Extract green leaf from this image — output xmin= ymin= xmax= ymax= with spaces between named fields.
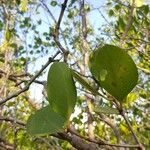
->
xmin=47 ymin=62 xmax=77 ymax=120
xmin=26 ymin=106 xmax=65 ymax=135
xmin=89 ymin=44 xmax=138 ymax=101
xmin=19 ymin=0 xmax=28 ymax=12
xmin=115 ymin=4 xmax=121 ymax=11
xmin=71 ymin=71 xmax=99 ymax=96
xmin=50 ymin=1 xmax=57 ymax=7
xmin=67 ymin=10 xmax=74 ymax=18
xmin=118 ymin=17 xmax=126 ymax=31
xmin=0 ymin=20 xmax=3 ymax=31
xmin=16 ymin=0 xmax=21 ymax=5
xmin=5 ymin=29 xmax=12 ymax=41
xmin=108 ymin=9 xmax=114 ymax=17
xmin=143 ymin=5 xmax=149 ymax=15
xmin=140 ymin=5 xmax=149 ymax=15
xmin=94 ymin=106 xmax=119 ymax=114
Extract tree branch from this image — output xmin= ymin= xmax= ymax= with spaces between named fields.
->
xmin=53 ymin=0 xmax=69 ymax=62
xmin=0 ymin=116 xmax=25 ymax=126
xmin=114 ymin=100 xmax=144 ymax=150
xmin=97 ymin=113 xmax=122 ymax=143
xmin=55 ymin=132 xmax=98 ymax=150
xmin=0 ymin=51 xmax=60 ymax=105
xmin=67 ymin=127 xmax=141 ymax=149
xmin=40 ymin=0 xmax=70 ymax=52
xmin=120 ymin=0 xmax=135 ymax=45
xmin=120 ymin=110 xmax=141 ymax=145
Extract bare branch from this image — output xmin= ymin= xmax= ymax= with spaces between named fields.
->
xmin=55 ymin=0 xmax=68 ymax=34
xmin=120 ymin=0 xmax=135 ymax=45
xmin=40 ymin=0 xmax=70 ymax=51
xmin=0 ymin=116 xmax=25 ymax=126
xmin=55 ymin=132 xmax=98 ymax=150
xmin=120 ymin=109 xmax=140 ymax=145
xmin=114 ymin=100 xmax=144 ymax=150
xmin=97 ymin=113 xmax=122 ymax=143
xmin=67 ymin=127 xmax=141 ymax=149
xmin=80 ymin=0 xmax=87 ymax=39
xmin=53 ymin=0 xmax=69 ymax=62
xmin=121 ymin=112 xmax=145 ymax=150
xmin=0 ymin=51 xmax=60 ymax=105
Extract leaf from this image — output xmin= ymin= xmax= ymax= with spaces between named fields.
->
xmin=19 ymin=0 xmax=28 ymax=12
xmin=26 ymin=106 xmax=65 ymax=135
xmin=50 ymin=1 xmax=57 ymax=7
xmin=0 ymin=20 xmax=3 ymax=31
xmin=16 ymin=0 xmax=21 ymax=5
xmin=94 ymin=106 xmax=119 ymax=114
xmin=108 ymin=9 xmax=114 ymax=17
xmin=123 ymin=92 xmax=138 ymax=108
xmin=139 ymin=5 xmax=149 ymax=15
xmin=5 ymin=29 xmax=12 ymax=41
xmin=47 ymin=62 xmax=77 ymax=120
xmin=115 ymin=4 xmax=121 ymax=11
xmin=89 ymin=44 xmax=138 ymax=101
xmin=118 ymin=17 xmax=126 ymax=31
xmin=71 ymin=70 xmax=99 ymax=96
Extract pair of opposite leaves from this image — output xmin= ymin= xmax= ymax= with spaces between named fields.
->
xmin=27 ymin=44 xmax=138 ymax=135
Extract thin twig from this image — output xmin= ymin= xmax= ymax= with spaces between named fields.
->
xmin=40 ymin=0 xmax=70 ymax=51
xmin=0 ymin=116 xmax=25 ymax=126
xmin=114 ymin=100 xmax=144 ymax=150
xmin=53 ymin=0 xmax=69 ymax=62
xmin=55 ymin=0 xmax=68 ymax=34
xmin=120 ymin=0 xmax=135 ymax=45
xmin=97 ymin=113 xmax=122 ymax=143
xmin=40 ymin=0 xmax=57 ymax=23
xmin=0 ymin=51 xmax=60 ymax=105
xmin=13 ymin=100 xmax=17 ymax=150
xmin=120 ymin=110 xmax=140 ymax=145
xmin=121 ymin=111 xmax=145 ymax=150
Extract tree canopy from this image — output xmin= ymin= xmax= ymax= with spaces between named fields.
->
xmin=0 ymin=0 xmax=149 ymax=149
